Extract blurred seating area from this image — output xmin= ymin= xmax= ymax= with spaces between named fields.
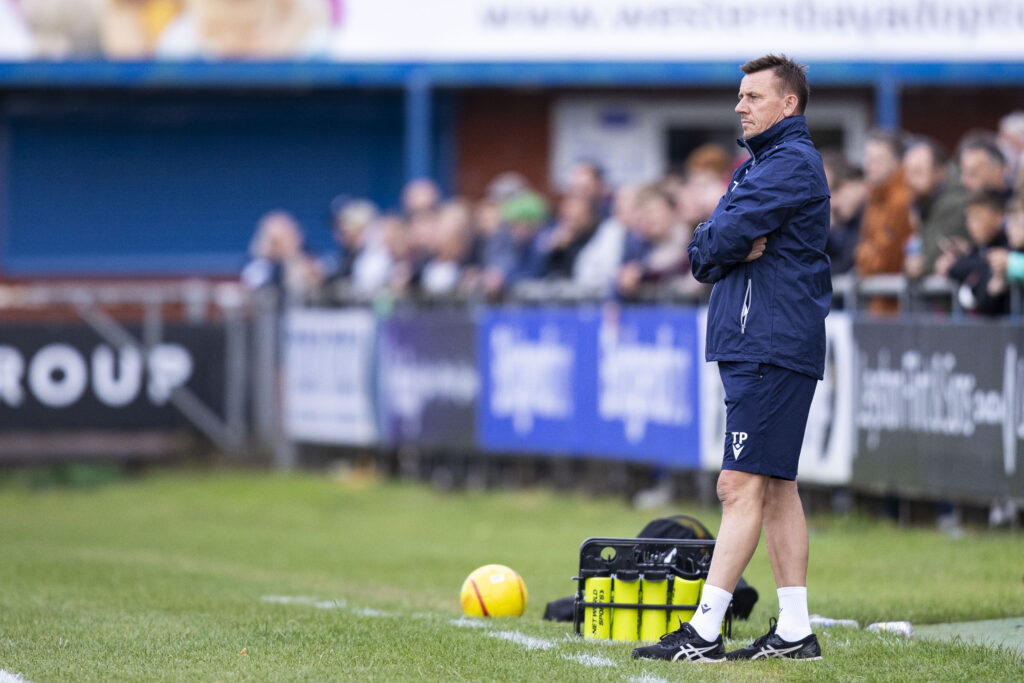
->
xmin=242 ymin=112 xmax=1024 ymax=316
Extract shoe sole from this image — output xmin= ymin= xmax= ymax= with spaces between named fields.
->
xmin=670 ymin=654 xmax=727 ymax=663
xmin=633 ymin=653 xmax=727 ymax=663
xmin=727 ymin=655 xmax=823 ymax=662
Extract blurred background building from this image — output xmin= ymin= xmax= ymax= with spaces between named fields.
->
xmin=0 ymin=0 xmax=1021 ymax=275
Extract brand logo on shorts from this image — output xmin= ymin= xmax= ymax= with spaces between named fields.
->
xmin=731 ymin=432 xmax=748 ymax=459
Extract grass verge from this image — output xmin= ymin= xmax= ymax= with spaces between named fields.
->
xmin=1 ymin=470 xmax=1022 ymax=681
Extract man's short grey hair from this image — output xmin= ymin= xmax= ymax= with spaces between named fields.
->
xmin=960 ymin=131 xmax=1007 ymax=167
xmin=999 ymin=111 xmax=1024 ymax=136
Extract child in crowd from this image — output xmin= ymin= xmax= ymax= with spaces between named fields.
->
xmin=985 ymin=195 xmax=1024 ymax=297
xmin=938 ymin=189 xmax=1010 ymax=315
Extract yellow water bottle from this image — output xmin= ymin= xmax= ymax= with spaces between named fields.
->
xmin=639 ymin=570 xmax=669 ymax=641
xmin=669 ymin=575 xmax=703 ymax=631
xmin=610 ymin=570 xmax=640 ymax=642
xmin=582 ymin=576 xmax=612 ymax=639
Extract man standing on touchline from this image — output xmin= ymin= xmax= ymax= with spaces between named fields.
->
xmin=634 ymin=54 xmax=831 ymax=663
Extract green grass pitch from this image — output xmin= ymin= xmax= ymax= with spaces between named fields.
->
xmin=1 ymin=469 xmax=1022 ymax=681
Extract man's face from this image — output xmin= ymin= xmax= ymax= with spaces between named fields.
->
xmin=568 ymin=164 xmax=602 ymax=199
xmin=863 ymin=139 xmax=900 ymax=189
xmin=639 ymin=195 xmax=674 ymax=242
xmin=966 ymin=204 xmax=1003 ymax=246
xmin=960 ymin=148 xmax=1005 ymax=193
xmin=832 ymin=179 xmax=867 ymax=223
xmin=735 ymin=69 xmax=795 ymax=139
xmin=613 ymin=186 xmax=640 ymax=227
xmin=559 ymin=195 xmax=593 ymax=233
xmin=903 ymin=145 xmax=944 ymax=199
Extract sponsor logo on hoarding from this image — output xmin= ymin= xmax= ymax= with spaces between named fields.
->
xmin=0 ymin=343 xmax=192 ymax=409
xmin=858 ymin=345 xmax=1021 ymax=476
xmin=598 ymin=322 xmax=692 ymax=442
xmin=384 ymin=349 xmax=479 ymax=431
xmin=488 ymin=324 xmax=574 ymax=434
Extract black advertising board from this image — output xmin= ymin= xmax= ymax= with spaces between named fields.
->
xmin=0 ymin=322 xmax=226 ymax=430
xmin=854 ymin=318 xmax=1024 ymax=500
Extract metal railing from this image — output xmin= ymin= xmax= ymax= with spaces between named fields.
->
xmin=0 ymin=281 xmax=277 ymax=459
xmin=3 ymin=270 xmax=1021 ymax=463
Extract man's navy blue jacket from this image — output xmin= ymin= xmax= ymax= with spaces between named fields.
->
xmin=688 ymin=115 xmax=831 ymax=379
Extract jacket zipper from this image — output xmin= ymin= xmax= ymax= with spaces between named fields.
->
xmin=741 ymin=139 xmax=757 ymax=166
xmin=740 ymin=275 xmax=752 ymax=334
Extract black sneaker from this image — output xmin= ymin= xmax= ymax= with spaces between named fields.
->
xmin=726 ymin=618 xmax=822 ymax=660
xmin=632 ymin=622 xmax=726 ymax=663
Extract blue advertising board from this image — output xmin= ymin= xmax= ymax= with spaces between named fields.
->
xmin=477 ymin=307 xmax=594 ymax=454
xmin=477 ymin=306 xmax=702 ymax=466
xmin=582 ymin=307 xmax=701 ymax=467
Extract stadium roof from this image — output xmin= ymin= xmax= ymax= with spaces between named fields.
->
xmin=0 ymin=60 xmax=1023 ymax=89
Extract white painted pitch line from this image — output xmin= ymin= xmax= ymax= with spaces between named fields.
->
xmin=261 ymin=595 xmax=346 ymax=610
xmin=350 ymin=607 xmax=391 ymax=617
xmin=262 ymin=595 xmax=318 ymax=606
xmin=450 ymin=617 xmax=489 ymax=628
xmin=562 ymin=633 xmax=626 ymax=647
xmin=627 ymin=675 xmax=672 ymax=683
xmin=1 ymin=671 xmax=29 ymax=683
xmin=560 ymin=652 xmax=617 ymax=668
xmin=488 ymin=630 xmax=558 ymax=650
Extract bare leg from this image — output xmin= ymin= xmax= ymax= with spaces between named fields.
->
xmin=704 ymin=469 xmax=769 ymax=592
xmin=762 ymin=478 xmax=808 ymax=588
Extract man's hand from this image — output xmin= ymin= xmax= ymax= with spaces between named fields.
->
xmin=617 ymin=262 xmax=643 ymax=294
xmin=904 ymin=253 xmax=924 ymax=279
xmin=934 ymin=237 xmax=970 ymax=277
xmin=744 ymin=236 xmax=767 ymax=262
xmin=987 ymin=247 xmax=1010 ymax=275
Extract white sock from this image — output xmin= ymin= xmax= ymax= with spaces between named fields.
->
xmin=688 ymin=583 xmax=732 ymax=642
xmin=776 ymin=586 xmax=812 ymax=641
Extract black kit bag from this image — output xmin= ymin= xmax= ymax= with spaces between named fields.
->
xmin=636 ymin=515 xmax=759 ymax=620
xmin=544 ymin=514 xmax=758 ymax=622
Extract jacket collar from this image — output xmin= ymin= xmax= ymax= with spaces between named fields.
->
xmin=737 ymin=115 xmax=810 ymax=163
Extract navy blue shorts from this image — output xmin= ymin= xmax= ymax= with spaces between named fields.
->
xmin=718 ymin=361 xmax=817 ymax=481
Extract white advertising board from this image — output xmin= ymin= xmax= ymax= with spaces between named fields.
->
xmin=284 ymin=308 xmax=378 ymax=445
xmin=330 ymin=1 xmax=1024 ymax=62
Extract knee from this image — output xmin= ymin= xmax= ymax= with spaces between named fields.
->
xmin=716 ymin=471 xmax=765 ymax=508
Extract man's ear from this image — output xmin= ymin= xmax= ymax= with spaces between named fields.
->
xmin=783 ymin=93 xmax=799 ymax=117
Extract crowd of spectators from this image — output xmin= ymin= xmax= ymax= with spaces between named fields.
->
xmin=243 ymin=154 xmax=728 ymax=305
xmin=243 ymin=110 xmax=1024 ymax=317
xmin=824 ymin=110 xmax=1024 ymax=316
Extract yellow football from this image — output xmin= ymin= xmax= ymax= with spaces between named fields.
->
xmin=460 ymin=564 xmax=528 ymax=618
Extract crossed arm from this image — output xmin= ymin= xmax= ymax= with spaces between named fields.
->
xmin=687 ymin=164 xmax=805 ymax=283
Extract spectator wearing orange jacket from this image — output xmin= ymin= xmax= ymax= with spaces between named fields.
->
xmin=855 ymin=129 xmax=914 ymax=314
